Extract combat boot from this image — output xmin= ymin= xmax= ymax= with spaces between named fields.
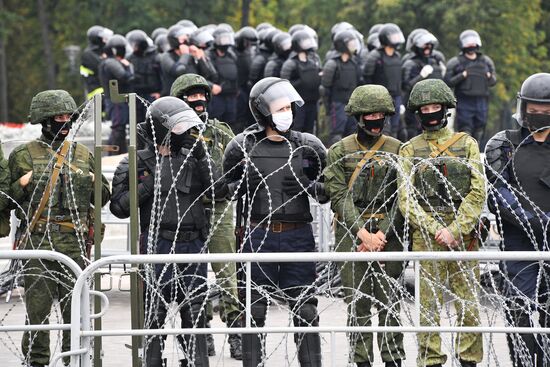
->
xmin=228 ymin=333 xmax=242 ymax=360
xmin=205 ymin=320 xmax=215 ymax=356
xmin=385 ymin=360 xmax=402 ymax=367
xmin=460 ymin=361 xmax=476 ymax=367
xmin=356 ymin=362 xmax=371 ymax=367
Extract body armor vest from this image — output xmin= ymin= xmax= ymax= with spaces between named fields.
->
xmin=211 ymin=51 xmax=239 ymax=95
xmin=296 ymin=57 xmax=321 ymax=102
xmin=410 ymin=134 xmax=471 ymax=212
xmin=342 ymin=135 xmax=400 ymax=214
xmin=25 ymin=141 xmax=92 ymax=222
xmin=247 ymin=135 xmax=313 ymax=223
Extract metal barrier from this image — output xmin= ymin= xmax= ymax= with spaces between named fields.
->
xmin=58 ymin=250 xmax=550 ymax=367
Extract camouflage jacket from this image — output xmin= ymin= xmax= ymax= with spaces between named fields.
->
xmin=398 ymin=127 xmax=486 ymax=238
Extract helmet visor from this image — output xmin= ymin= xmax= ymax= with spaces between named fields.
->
xmin=299 ymin=37 xmax=317 ymax=51
xmin=217 ymin=33 xmax=235 ymax=46
xmin=346 ymin=38 xmax=360 ymax=54
xmin=253 ymin=80 xmax=304 ymax=117
xmin=168 ymin=109 xmax=204 ymax=135
xmin=415 ymin=33 xmax=438 ymax=48
xmin=280 ymin=37 xmax=292 ymax=51
xmin=461 ymin=34 xmax=481 ymax=47
xmin=388 ymin=31 xmax=405 ymax=45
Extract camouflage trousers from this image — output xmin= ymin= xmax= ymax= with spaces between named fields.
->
xmin=335 ymin=225 xmax=405 ymax=364
xmin=206 ymin=201 xmax=241 ymax=325
xmin=413 ymin=229 xmax=483 ymax=366
xmin=21 ymin=235 xmax=85 ymax=366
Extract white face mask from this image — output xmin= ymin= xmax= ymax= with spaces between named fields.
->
xmin=271 ymin=110 xmax=293 ymax=132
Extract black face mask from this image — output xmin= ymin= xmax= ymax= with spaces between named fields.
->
xmin=417 ymin=108 xmax=446 ymax=131
xmin=42 ymin=117 xmax=72 ymax=141
xmin=169 ymin=133 xmax=186 ymax=152
xmin=359 ymin=116 xmax=385 ymax=136
xmin=463 ymin=46 xmax=479 ymax=54
xmin=525 ymin=113 xmax=550 ymax=131
xmin=217 ymin=45 xmax=230 ymax=53
xmin=186 ymin=99 xmax=208 ymax=121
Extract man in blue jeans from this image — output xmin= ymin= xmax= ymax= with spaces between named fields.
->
xmin=223 ymin=77 xmax=328 ymax=367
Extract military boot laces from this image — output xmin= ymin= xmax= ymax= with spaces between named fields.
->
xmin=228 ymin=333 xmax=243 ymax=360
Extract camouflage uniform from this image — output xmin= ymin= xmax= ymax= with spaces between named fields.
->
xmin=8 ymin=90 xmax=111 ymax=366
xmin=171 ymin=74 xmax=242 ymax=346
xmin=325 ymin=85 xmax=405 ymax=365
xmin=398 ymin=80 xmax=485 ymax=366
xmin=0 ymin=143 xmax=11 ymax=237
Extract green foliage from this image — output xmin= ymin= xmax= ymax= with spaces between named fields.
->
xmin=3 ymin=0 xmax=548 ymax=136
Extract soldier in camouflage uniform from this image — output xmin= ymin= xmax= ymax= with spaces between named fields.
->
xmin=398 ymin=79 xmax=486 ymax=367
xmin=170 ymin=73 xmax=242 ymax=360
xmin=325 ymin=85 xmax=405 ymax=367
xmin=0 ymin=141 xmax=11 ymax=238
xmin=8 ymin=90 xmax=111 ymax=367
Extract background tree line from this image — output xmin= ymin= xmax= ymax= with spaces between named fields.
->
xmin=0 ymin=0 xmax=548 ymax=137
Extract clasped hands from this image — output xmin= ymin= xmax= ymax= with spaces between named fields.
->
xmin=356 ymin=228 xmax=386 ymax=252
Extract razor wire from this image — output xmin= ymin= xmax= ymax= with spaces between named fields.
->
xmin=0 ymin=95 xmax=548 ymax=367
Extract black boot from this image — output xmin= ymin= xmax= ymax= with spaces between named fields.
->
xmin=356 ymin=362 xmax=371 ymax=367
xmin=145 ymin=337 xmax=167 ymax=367
xmin=228 ymin=333 xmax=242 ymax=360
xmin=205 ymin=320 xmax=216 ymax=356
xmin=460 ymin=361 xmax=476 ymax=367
xmin=385 ymin=360 xmax=402 ymax=367
xmin=242 ymin=333 xmax=264 ymax=367
xmin=295 ymin=332 xmax=322 ymax=367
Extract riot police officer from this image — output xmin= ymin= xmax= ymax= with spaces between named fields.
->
xmin=9 ymin=90 xmax=111 ymax=367
xmin=81 ymin=25 xmax=113 ymax=99
xmin=223 ymin=77 xmax=327 ymax=367
xmin=363 ymin=23 xmax=405 ymax=140
xmin=248 ymin=28 xmax=279 ymax=86
xmin=110 ymin=97 xmax=224 ymax=367
xmin=325 ymin=85 xmax=405 ymax=367
xmin=281 ymin=29 xmax=321 ymax=133
xmin=160 ymin=24 xmax=218 ymax=96
xmin=126 ymin=30 xmax=162 ymax=124
xmin=234 ymin=26 xmax=259 ymax=133
xmin=444 ymin=30 xmax=497 ymax=144
xmin=170 ymin=73 xmax=243 ymax=360
xmin=208 ymin=27 xmax=239 ymax=128
xmin=398 ymin=79 xmax=485 ymax=367
xmin=99 ymin=34 xmax=134 ymax=155
xmin=263 ymin=32 xmax=291 ymax=77
xmin=402 ymin=31 xmax=446 ymax=139
xmin=485 ymin=73 xmax=550 ymax=367
xmin=322 ymin=29 xmax=362 ymax=145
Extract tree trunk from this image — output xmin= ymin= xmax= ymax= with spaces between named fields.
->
xmin=241 ymin=0 xmax=251 ymax=27
xmin=37 ymin=0 xmax=56 ymax=89
xmin=0 ymin=0 xmax=8 ymax=121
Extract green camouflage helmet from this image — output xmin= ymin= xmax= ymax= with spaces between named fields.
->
xmin=345 ymin=85 xmax=395 ymax=116
xmin=170 ymin=73 xmax=212 ymax=100
xmin=28 ymin=90 xmax=77 ymax=124
xmin=407 ymin=79 xmax=456 ymax=111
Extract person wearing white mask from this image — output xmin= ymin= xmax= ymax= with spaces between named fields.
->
xmin=223 ymin=77 xmax=328 ymax=367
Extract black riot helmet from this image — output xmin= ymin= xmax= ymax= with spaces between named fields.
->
xmin=151 ymin=27 xmax=168 ymax=41
xmin=459 ymin=29 xmax=482 ymax=48
xmin=126 ymin=29 xmax=149 ymax=55
xmin=515 ymin=73 xmax=550 ymax=131
xmin=291 ymin=30 xmax=318 ymax=53
xmin=333 ymin=30 xmax=360 ymax=55
xmin=261 ymin=28 xmax=280 ymax=52
xmin=368 ymin=24 xmax=383 ymax=35
xmin=405 ymin=28 xmax=428 ymax=53
xmin=177 ymin=19 xmax=198 ymax=32
xmin=87 ymin=25 xmax=113 ymax=47
xmin=217 ymin=23 xmax=234 ymax=33
xmin=378 ymin=23 xmax=405 ymax=48
xmin=272 ymin=32 xmax=292 ymax=57
xmin=412 ymin=32 xmax=438 ymax=57
xmin=366 ymin=32 xmax=381 ymax=51
xmin=213 ymin=28 xmax=235 ymax=50
xmin=147 ymin=96 xmax=204 ymax=146
xmin=331 ymin=21 xmax=355 ymax=40
xmin=106 ymin=35 xmax=128 ymax=58
xmin=288 ymin=24 xmax=305 ymax=36
xmin=190 ymin=29 xmax=214 ymax=50
xmin=155 ymin=34 xmax=170 ymax=53
xmin=249 ymin=77 xmax=304 ymax=129
xmin=256 ymin=22 xmax=273 ymax=32
xmin=235 ymin=26 xmax=258 ymax=51
xmin=167 ymin=24 xmax=190 ymax=50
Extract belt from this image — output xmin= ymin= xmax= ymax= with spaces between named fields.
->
xmin=34 ymin=220 xmax=78 ymax=233
xmin=250 ymin=221 xmax=307 ymax=233
xmin=159 ymin=229 xmax=200 ymax=242
xmin=421 ymin=205 xmax=456 ymax=213
xmin=361 ymin=213 xmax=385 ymax=220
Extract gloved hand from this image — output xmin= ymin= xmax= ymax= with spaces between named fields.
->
xmin=180 ymin=134 xmax=206 ymax=160
xmin=282 ymin=174 xmax=311 ymax=196
xmin=420 ymin=64 xmax=434 ymax=78
xmin=139 ymin=171 xmax=155 ymax=194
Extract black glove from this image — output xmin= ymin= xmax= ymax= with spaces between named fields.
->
xmin=139 ymin=171 xmax=155 ymax=195
xmin=180 ymin=134 xmax=206 ymax=160
xmin=282 ymin=174 xmax=311 ymax=196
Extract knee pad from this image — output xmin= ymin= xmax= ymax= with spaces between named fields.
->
xmin=250 ymin=302 xmax=267 ymax=327
xmin=294 ymin=302 xmax=318 ymax=326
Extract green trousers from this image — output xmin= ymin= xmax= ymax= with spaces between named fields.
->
xmin=335 ymin=225 xmax=405 ymax=364
xmin=413 ymin=230 xmax=483 ymax=366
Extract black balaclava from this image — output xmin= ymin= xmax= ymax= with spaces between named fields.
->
xmin=184 ymin=87 xmax=209 ymax=121
xmin=417 ymin=107 xmax=447 ymax=131
xmin=356 ymin=114 xmax=386 ymax=144
xmin=525 ymin=113 xmax=550 ymax=132
xmin=42 ymin=117 xmax=72 ymax=142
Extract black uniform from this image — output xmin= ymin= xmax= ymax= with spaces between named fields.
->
xmin=80 ymin=44 xmax=103 ymax=98
xmin=207 ymin=48 xmax=239 ymax=127
xmin=281 ymin=52 xmax=321 ymax=133
xmin=263 ymin=54 xmax=286 ymax=78
xmin=248 ymin=47 xmax=271 ymax=86
xmin=160 ymin=51 xmax=217 ymax=96
xmin=235 ymin=46 xmax=256 ymax=132
xmin=128 ymin=49 xmax=162 ymax=123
